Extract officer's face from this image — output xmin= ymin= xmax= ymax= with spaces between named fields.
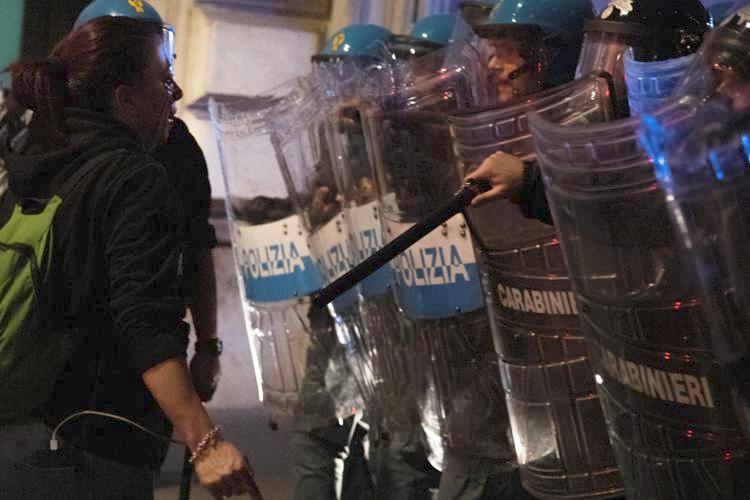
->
xmin=487 ymin=37 xmax=525 ymax=102
xmin=485 ymin=35 xmax=543 ymax=103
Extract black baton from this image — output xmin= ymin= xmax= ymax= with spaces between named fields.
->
xmin=179 ymin=447 xmax=192 ymax=500
xmin=312 ymin=178 xmax=490 ymax=308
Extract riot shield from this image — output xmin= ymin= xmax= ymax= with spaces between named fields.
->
xmin=672 ymin=2 xmax=750 ymax=103
xmin=361 ymin=46 xmax=514 ymax=472
xmin=208 ymin=79 xmax=334 ymax=429
xmin=623 ymin=51 xmax=694 ymax=115
xmin=449 ymin=73 xmax=622 ymax=500
xmin=321 ymin=56 xmax=422 ymax=441
xmin=528 ymin=103 xmax=750 ymax=498
xmin=267 ymin=69 xmax=370 ymax=422
xmin=575 ymin=20 xmax=643 ymax=118
xmin=638 ymin=2 xmax=750 ymax=439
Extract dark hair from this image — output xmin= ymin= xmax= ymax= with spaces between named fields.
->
xmin=9 ymin=17 xmax=163 ymax=146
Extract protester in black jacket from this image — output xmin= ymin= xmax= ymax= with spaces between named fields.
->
xmin=0 ymin=15 xmax=256 ymax=500
xmin=1 ymin=91 xmax=223 ymax=408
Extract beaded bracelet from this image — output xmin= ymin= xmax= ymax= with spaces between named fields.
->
xmin=189 ymin=426 xmax=223 ymax=464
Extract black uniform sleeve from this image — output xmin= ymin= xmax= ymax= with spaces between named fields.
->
xmin=102 ymin=160 xmax=189 ymax=374
xmin=154 ymin=118 xmax=217 ymax=251
xmin=513 ymin=159 xmax=554 ymax=225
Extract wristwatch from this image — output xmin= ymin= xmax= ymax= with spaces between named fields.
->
xmin=195 ymin=338 xmax=223 ymax=356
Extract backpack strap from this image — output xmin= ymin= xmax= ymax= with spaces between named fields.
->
xmin=54 ymin=148 xmax=129 ymax=201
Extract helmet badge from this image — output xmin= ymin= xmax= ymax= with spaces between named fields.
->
xmin=601 ymin=0 xmax=634 ymax=19
xmin=332 ymin=33 xmax=346 ymax=52
xmin=128 ymin=0 xmax=145 ymax=14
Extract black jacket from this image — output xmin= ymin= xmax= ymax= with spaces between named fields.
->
xmin=153 ymin=117 xmax=217 ymax=304
xmin=2 ymin=108 xmax=189 ymax=469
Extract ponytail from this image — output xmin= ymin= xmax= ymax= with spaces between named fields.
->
xmin=9 ymin=58 xmax=68 ymax=147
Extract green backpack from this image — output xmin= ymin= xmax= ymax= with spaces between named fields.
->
xmin=0 ymin=152 xmax=118 ymax=419
xmin=0 ymin=195 xmax=71 ymax=419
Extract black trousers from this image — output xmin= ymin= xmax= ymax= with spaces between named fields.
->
xmin=0 ymin=419 xmax=156 ymax=500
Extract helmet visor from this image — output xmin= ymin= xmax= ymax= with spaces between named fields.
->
xmin=162 ymin=25 xmax=175 ymax=73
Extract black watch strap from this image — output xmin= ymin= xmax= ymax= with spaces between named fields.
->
xmin=195 ymin=338 xmax=223 ymax=356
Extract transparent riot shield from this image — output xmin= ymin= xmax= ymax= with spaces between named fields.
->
xmin=672 ymin=2 xmax=750 ymax=102
xmin=322 ymin=58 xmax=422 ymax=441
xmin=208 ymin=79 xmax=332 ymax=428
xmin=448 ymin=73 xmax=623 ymax=499
xmin=623 ymin=51 xmax=694 ymax=116
xmin=267 ymin=72 xmax=368 ymax=422
xmin=362 ymin=47 xmax=514 ymax=471
xmin=528 ymin=105 xmax=750 ymax=498
xmin=575 ymin=20 xmax=644 ymax=117
xmin=638 ymin=4 xmax=750 ymax=439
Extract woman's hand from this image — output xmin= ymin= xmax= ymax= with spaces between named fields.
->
xmin=194 ymin=441 xmax=262 ymax=499
xmin=465 ymin=151 xmax=525 ymax=206
xmin=141 ymin=358 xmax=262 ymax=499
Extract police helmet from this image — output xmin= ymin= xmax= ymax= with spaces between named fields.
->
xmin=313 ymin=24 xmax=392 ymax=63
xmin=596 ymin=0 xmax=710 ymax=62
xmin=388 ymin=14 xmax=459 ymax=60
xmin=74 ymin=0 xmax=174 ymax=69
xmin=74 ymin=0 xmax=165 ymax=29
xmin=457 ymin=1 xmax=502 ymax=26
xmin=473 ymin=0 xmax=595 ymax=92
